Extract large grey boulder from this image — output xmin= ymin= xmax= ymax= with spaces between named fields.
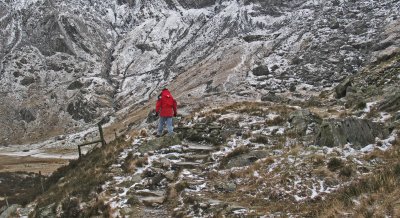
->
xmin=335 ymin=77 xmax=352 ymax=98
xmin=288 ymin=109 xmax=322 ymax=136
xmin=378 ymin=92 xmax=400 ymax=112
xmin=222 ymin=150 xmax=269 ymax=169
xmin=315 ymin=118 xmax=389 ymax=148
xmin=138 ymin=134 xmax=181 ymax=154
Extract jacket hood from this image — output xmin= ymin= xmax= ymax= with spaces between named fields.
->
xmin=161 ymin=89 xmax=172 ymax=98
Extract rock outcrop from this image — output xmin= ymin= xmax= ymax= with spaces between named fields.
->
xmin=1 ymin=0 xmax=400 ymax=145
xmin=315 ymin=118 xmax=389 ymax=148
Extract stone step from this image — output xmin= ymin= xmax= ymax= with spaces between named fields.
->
xmin=182 ymin=154 xmax=209 ymax=161
xmin=182 ymin=144 xmax=217 ymax=153
xmin=172 ymin=161 xmax=203 ymax=169
xmin=134 ymin=189 xmax=165 ymax=197
xmin=140 ymin=196 xmax=165 ymax=206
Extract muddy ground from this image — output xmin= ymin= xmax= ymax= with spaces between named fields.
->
xmin=0 ymin=155 xmax=69 ymax=209
xmin=0 ymin=155 xmax=69 ymax=175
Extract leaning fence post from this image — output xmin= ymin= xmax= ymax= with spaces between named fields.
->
xmin=39 ymin=171 xmax=44 ymax=194
xmin=78 ymin=145 xmax=82 ymax=158
xmin=98 ymin=123 xmax=106 ymax=147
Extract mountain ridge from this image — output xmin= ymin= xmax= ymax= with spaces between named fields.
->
xmin=0 ymin=0 xmax=399 ymax=146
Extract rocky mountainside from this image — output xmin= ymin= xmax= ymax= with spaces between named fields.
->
xmin=1 ymin=0 xmax=400 ymax=215
xmin=7 ymin=61 xmax=400 ymax=217
xmin=1 ymin=0 xmax=400 ymax=145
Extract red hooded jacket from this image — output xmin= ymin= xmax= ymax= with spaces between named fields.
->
xmin=156 ymin=89 xmax=177 ymax=117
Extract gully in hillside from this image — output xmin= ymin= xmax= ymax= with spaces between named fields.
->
xmin=155 ymin=84 xmax=177 ymax=137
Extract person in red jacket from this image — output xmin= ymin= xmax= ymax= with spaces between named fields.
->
xmin=155 ymin=87 xmax=177 ymax=137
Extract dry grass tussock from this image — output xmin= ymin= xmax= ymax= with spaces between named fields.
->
xmin=33 ymin=137 xmax=131 ymax=213
xmin=121 ymin=152 xmax=148 ymax=173
xmin=316 ymin=145 xmax=400 ymax=217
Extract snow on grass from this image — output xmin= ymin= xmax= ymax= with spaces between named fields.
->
xmin=210 ymin=138 xmax=239 ymax=166
xmin=377 ymin=112 xmax=392 ymax=122
xmin=253 ymin=171 xmax=260 ymax=178
xmin=364 ymin=101 xmax=378 ymax=113
xmin=218 ymin=113 xmax=240 ymax=121
xmin=258 ymin=126 xmax=285 ymax=136
xmin=0 ymin=126 xmax=99 ymax=158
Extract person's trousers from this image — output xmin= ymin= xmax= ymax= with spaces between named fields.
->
xmin=157 ymin=116 xmax=173 ymax=135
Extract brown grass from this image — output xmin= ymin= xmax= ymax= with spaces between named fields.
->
xmin=366 ymin=107 xmax=379 ymax=119
xmin=312 ymin=166 xmax=334 ymax=179
xmin=327 ymin=157 xmax=344 ymax=172
xmin=265 ymin=116 xmax=285 ymax=126
xmin=338 ymin=110 xmax=352 ymax=118
xmin=308 ymin=154 xmax=325 ymax=167
xmin=339 ymin=165 xmax=354 ymax=178
xmin=316 ymin=145 xmax=400 ymax=217
xmin=34 ymin=137 xmax=130 ymax=211
xmin=0 ymin=155 xmax=68 ymax=175
xmin=219 ymin=146 xmax=250 ymax=169
xmin=250 ymin=134 xmax=269 ymax=144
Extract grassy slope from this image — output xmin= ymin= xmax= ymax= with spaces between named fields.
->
xmin=27 ymin=54 xmax=400 ymax=217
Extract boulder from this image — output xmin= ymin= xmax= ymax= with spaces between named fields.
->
xmin=0 ymin=204 xmax=20 ymax=218
xmin=222 ymin=150 xmax=269 ymax=169
xmin=67 ymin=81 xmax=84 ymax=90
xmin=172 ymin=161 xmax=201 ymax=169
xmin=315 ymin=118 xmax=389 ymax=148
xmin=141 ymin=196 xmax=165 ymax=206
xmin=378 ymin=92 xmax=400 ymax=112
xmin=20 ymin=76 xmax=35 ymax=86
xmin=261 ymin=92 xmax=282 ymax=102
xmin=164 ymin=171 xmax=175 ymax=181
xmin=252 ymin=65 xmax=270 ymax=76
xmin=19 ymin=108 xmax=36 ymax=123
xmin=344 ymin=91 xmax=365 ymax=109
xmin=214 ymin=182 xmax=236 ymax=193
xmin=335 ymin=77 xmax=352 ymax=98
xmin=138 ymin=134 xmax=181 ymax=153
xmin=288 ymin=109 xmax=322 ymax=136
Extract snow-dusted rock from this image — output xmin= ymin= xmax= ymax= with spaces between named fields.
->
xmin=315 ymin=118 xmax=389 ymax=148
xmin=1 ymin=0 xmax=400 ymax=145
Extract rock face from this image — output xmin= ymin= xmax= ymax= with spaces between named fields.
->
xmin=315 ymin=118 xmax=389 ymax=148
xmin=335 ymin=77 xmax=352 ymax=98
xmin=378 ymin=92 xmax=400 ymax=112
xmin=1 ymin=0 xmax=400 ymax=144
xmin=0 ymin=0 xmax=116 ymax=144
xmin=288 ymin=109 xmax=322 ymax=136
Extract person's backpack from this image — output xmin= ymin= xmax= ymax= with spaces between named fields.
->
xmin=161 ymin=90 xmax=174 ymax=106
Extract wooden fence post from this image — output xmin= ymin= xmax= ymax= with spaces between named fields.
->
xmin=78 ymin=145 xmax=82 ymax=158
xmin=98 ymin=123 xmax=106 ymax=147
xmin=39 ymin=171 xmax=44 ymax=193
xmin=76 ymin=124 xmax=106 ymax=157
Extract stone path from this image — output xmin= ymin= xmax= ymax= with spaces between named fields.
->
xmin=102 ymin=136 xmax=220 ymax=217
